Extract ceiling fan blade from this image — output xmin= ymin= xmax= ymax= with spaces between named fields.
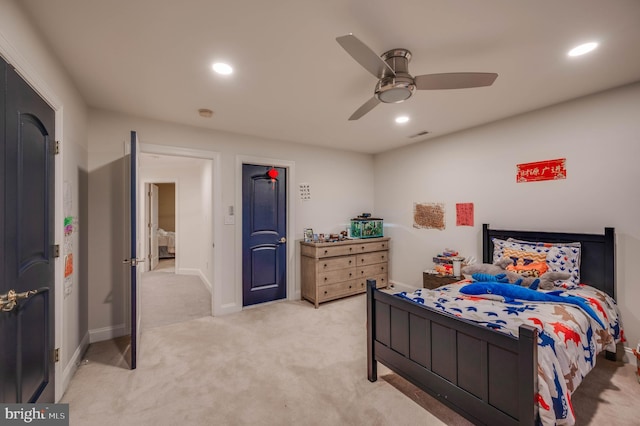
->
xmin=336 ymin=34 xmax=395 ymax=79
xmin=348 ymin=96 xmax=380 ymax=121
xmin=414 ymin=72 xmax=498 ymax=90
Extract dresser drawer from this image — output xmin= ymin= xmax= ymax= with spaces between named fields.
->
xmin=318 ymin=280 xmax=360 ymax=302
xmin=355 ymin=240 xmax=389 ymax=253
xmin=357 ymin=263 xmax=387 ymax=278
xmin=315 ymin=245 xmax=357 ymax=258
xmin=318 ymin=267 xmax=355 ymax=285
xmin=318 ymin=255 xmax=355 ymax=272
xmin=357 ymin=273 xmax=388 ymax=290
xmin=357 ymin=251 xmax=387 ymax=267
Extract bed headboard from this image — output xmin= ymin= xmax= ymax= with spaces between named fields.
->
xmin=482 ymin=224 xmax=616 ymax=298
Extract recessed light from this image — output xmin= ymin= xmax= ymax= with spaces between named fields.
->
xmin=212 ymin=62 xmax=233 ymax=75
xmin=395 ymin=116 xmax=409 ymax=124
xmin=568 ymin=42 xmax=598 ymax=57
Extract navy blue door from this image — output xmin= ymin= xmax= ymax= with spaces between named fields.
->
xmin=127 ymin=131 xmax=140 ymax=369
xmin=0 ymin=57 xmax=56 ymax=402
xmin=242 ymin=164 xmax=287 ymax=306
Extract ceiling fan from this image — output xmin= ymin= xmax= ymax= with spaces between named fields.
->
xmin=336 ymin=34 xmax=498 ymax=120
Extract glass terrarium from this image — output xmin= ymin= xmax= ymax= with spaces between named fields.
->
xmin=350 ymin=217 xmax=383 ymax=238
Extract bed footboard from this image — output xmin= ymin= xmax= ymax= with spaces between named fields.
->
xmin=367 ymin=280 xmax=537 ymax=426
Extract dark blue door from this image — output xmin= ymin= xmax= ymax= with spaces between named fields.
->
xmin=127 ymin=131 xmax=140 ymax=369
xmin=242 ymin=164 xmax=287 ymax=306
xmin=0 ymin=57 xmax=56 ymax=402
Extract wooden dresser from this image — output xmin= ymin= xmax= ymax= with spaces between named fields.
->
xmin=300 ymin=237 xmax=389 ymax=308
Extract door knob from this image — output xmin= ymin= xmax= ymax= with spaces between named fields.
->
xmin=279 ymin=237 xmax=287 ymax=243
xmin=1 ymin=289 xmax=37 ymax=312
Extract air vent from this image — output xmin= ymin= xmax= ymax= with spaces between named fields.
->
xmin=409 ymin=130 xmax=429 ymax=138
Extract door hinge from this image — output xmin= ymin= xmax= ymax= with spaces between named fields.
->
xmin=52 ymin=245 xmax=60 ymax=258
xmin=53 ymin=348 xmax=60 ymax=363
xmin=54 ymin=140 xmax=60 ymax=155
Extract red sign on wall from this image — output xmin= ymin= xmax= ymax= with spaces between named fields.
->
xmin=517 ymin=158 xmax=566 ymax=183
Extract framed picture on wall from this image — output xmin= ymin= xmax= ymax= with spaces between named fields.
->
xmin=304 ymin=228 xmax=314 ymax=242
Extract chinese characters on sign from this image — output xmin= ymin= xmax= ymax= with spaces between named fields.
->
xmin=456 ymin=203 xmax=474 ymax=226
xmin=517 ymin=158 xmax=566 ymax=183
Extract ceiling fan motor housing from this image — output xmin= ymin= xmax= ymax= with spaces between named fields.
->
xmin=375 ymin=48 xmax=416 ymax=103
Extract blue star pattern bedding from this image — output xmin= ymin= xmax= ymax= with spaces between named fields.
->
xmin=395 ymin=280 xmax=623 ymax=426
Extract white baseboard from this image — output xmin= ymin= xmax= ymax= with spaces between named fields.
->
xmin=388 ymin=280 xmax=417 ymax=293
xmin=88 ymin=323 xmax=127 ymax=343
xmin=59 ymin=332 xmax=89 ymax=399
xmin=623 ymin=346 xmax=638 ymax=364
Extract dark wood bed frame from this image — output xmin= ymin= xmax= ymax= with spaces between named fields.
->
xmin=367 ymin=224 xmax=615 ymax=426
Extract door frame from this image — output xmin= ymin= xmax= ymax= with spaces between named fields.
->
xmin=235 ymin=155 xmax=297 ymax=309
xmin=138 ymin=143 xmax=222 ymax=315
xmin=0 ymin=43 xmax=64 ymax=400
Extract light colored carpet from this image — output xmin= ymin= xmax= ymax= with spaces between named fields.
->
xmin=140 ymin=271 xmax=211 ymax=330
xmin=153 ymin=258 xmax=175 ymax=273
xmin=62 ymin=294 xmax=639 ymax=425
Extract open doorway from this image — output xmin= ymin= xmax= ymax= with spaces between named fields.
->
xmin=148 ymin=182 xmax=176 ymax=272
xmin=138 ymin=152 xmax=214 ymax=329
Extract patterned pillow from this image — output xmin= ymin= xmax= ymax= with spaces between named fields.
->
xmin=505 ymin=261 xmax=549 ymax=277
xmin=502 ymin=247 xmax=547 ymax=266
xmin=492 ymin=238 xmax=581 ymax=284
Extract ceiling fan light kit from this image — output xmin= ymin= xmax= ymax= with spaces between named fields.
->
xmin=336 ymin=34 xmax=498 ymax=120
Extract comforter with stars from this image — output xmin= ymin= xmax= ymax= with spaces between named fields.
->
xmin=396 ymin=281 xmax=623 ymax=426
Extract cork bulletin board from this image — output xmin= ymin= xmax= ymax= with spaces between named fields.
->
xmin=413 ymin=202 xmax=445 ymax=230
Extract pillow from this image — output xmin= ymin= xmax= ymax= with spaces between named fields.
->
xmin=506 ymin=238 xmax=581 ymax=275
xmin=507 ymin=238 xmax=581 ymax=250
xmin=502 ymin=247 xmax=547 ymax=266
xmin=505 ymin=260 xmax=549 ymax=277
xmin=492 ymin=238 xmax=581 ymax=284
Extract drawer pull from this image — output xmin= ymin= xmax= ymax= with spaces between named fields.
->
xmin=349 ymin=272 xmax=352 ymax=276
xmin=324 ymin=250 xmax=328 ymax=255
xmin=324 ymin=277 xmax=328 ymax=281
xmin=362 ymin=246 xmax=365 ymax=250
xmin=381 ymin=255 xmax=385 ymax=260
xmin=381 ymin=266 xmax=385 ymax=271
xmin=349 ymin=285 xmax=352 ymax=289
xmin=361 ymin=271 xmax=364 ymax=275
xmin=349 ymin=260 xmax=352 ymax=264
xmin=382 ymin=244 xmax=386 ymax=248
xmin=323 ymin=264 xmax=327 ymax=268
xmin=349 ymin=247 xmax=353 ymax=251
xmin=361 ymin=259 xmax=364 ymax=263
xmin=324 ymin=290 xmax=328 ymax=295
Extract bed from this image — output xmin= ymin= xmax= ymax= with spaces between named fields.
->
xmin=366 ymin=224 xmax=620 ymax=426
xmin=157 ymin=228 xmax=175 ymax=258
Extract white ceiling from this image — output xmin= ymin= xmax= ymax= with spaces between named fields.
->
xmin=20 ymin=0 xmax=640 ymax=154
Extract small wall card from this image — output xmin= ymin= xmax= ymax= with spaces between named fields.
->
xmin=517 ymin=158 xmax=566 ymax=183
xmin=456 ymin=203 xmax=474 ymax=226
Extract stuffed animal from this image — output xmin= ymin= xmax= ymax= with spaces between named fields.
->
xmin=461 ymin=259 xmax=571 ymax=290
xmin=459 ymin=281 xmax=605 ymax=329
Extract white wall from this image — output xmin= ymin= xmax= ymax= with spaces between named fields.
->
xmin=0 ymin=0 xmax=89 ymax=400
xmin=374 ymin=82 xmax=640 ymax=357
xmin=87 ymin=108 xmax=375 ymax=334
